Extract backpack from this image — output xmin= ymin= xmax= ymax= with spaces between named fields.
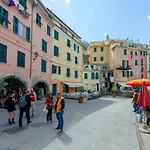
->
xmin=18 ymin=94 xmax=27 ymax=108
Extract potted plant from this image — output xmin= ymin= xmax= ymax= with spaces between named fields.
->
xmin=78 ymin=92 xmax=84 ymax=103
xmin=111 ymin=87 xmax=117 ymax=97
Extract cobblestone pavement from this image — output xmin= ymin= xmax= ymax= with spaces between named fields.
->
xmin=0 ymin=97 xmax=140 ymax=150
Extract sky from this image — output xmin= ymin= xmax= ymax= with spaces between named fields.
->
xmin=42 ymin=0 xmax=150 ymax=44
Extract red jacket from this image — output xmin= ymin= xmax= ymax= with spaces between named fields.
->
xmin=45 ymin=97 xmax=54 ymax=109
xmin=30 ymin=92 xmax=35 ymax=103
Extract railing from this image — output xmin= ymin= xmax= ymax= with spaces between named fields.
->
xmin=116 ymin=65 xmax=131 ymax=70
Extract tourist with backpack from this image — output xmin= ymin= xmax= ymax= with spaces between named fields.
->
xmin=18 ymin=88 xmax=32 ymax=127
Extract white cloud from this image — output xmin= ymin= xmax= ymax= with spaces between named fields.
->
xmin=65 ymin=0 xmax=71 ymax=4
xmin=50 ymin=0 xmax=55 ymax=2
xmin=148 ymin=15 xmax=150 ymax=22
xmin=104 ymin=32 xmax=107 ymax=37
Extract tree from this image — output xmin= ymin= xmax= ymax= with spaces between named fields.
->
xmin=0 ymin=78 xmax=7 ymax=90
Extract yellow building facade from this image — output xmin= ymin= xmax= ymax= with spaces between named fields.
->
xmin=47 ymin=10 xmax=83 ymax=95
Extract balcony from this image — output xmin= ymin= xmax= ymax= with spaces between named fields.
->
xmin=116 ymin=65 xmax=131 ymax=70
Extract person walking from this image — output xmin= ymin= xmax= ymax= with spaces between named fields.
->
xmin=4 ymin=91 xmax=16 ymax=124
xmin=18 ymin=89 xmax=31 ymax=127
xmin=29 ymin=89 xmax=36 ymax=117
xmin=55 ymin=92 xmax=65 ymax=134
xmin=132 ymin=89 xmax=138 ymax=112
xmin=45 ymin=93 xmax=54 ymax=123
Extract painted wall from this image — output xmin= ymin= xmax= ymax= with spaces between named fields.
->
xmin=147 ymin=50 xmax=150 ymax=79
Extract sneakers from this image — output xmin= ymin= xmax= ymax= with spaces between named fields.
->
xmin=57 ymin=129 xmax=62 ymax=134
xmin=55 ymin=127 xmax=59 ymax=129
xmin=27 ymin=121 xmax=32 ymax=124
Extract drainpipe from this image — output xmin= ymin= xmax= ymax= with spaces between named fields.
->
xmin=29 ymin=2 xmax=35 ymax=79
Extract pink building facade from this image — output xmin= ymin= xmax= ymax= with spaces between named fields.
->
xmin=128 ymin=49 xmax=147 ymax=80
xmin=0 ymin=0 xmax=53 ymax=97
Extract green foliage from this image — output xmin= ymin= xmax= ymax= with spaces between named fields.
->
xmin=0 ymin=78 xmax=7 ymax=90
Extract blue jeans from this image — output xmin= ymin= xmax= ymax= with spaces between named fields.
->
xmin=56 ymin=112 xmax=64 ymax=131
xmin=138 ymin=108 xmax=143 ymax=123
xmin=133 ymin=103 xmax=138 ymax=112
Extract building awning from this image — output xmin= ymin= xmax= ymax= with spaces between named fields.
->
xmin=118 ymin=82 xmax=131 ymax=87
xmin=62 ymin=82 xmax=84 ymax=87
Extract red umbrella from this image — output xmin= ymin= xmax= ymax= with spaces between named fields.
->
xmin=137 ymin=82 xmax=150 ymax=107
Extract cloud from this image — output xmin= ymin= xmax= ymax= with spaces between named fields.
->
xmin=104 ymin=32 xmax=107 ymax=37
xmin=65 ymin=0 xmax=71 ymax=4
xmin=50 ymin=0 xmax=55 ymax=2
xmin=148 ymin=15 xmax=150 ymax=22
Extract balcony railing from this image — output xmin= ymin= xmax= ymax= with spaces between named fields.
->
xmin=116 ymin=65 xmax=131 ymax=70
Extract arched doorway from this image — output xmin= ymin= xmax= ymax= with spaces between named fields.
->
xmin=32 ymin=81 xmax=49 ymax=100
xmin=3 ymin=75 xmax=27 ymax=90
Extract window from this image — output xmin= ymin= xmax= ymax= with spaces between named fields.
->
xmin=130 ymin=51 xmax=133 ymax=55
xmin=141 ymin=74 xmax=144 ymax=79
xmin=102 ymin=72 xmax=106 ymax=78
xmin=74 ymin=43 xmax=76 ymax=51
xmin=96 ymin=72 xmax=99 ymax=79
xmin=135 ymin=51 xmax=138 ymax=55
xmin=54 ymin=45 xmax=59 ymax=57
xmin=17 ymin=51 xmax=25 ymax=68
xmin=127 ymin=71 xmax=129 ymax=77
xmin=36 ymin=13 xmax=42 ymax=27
xmin=140 ymin=51 xmax=142 ymax=56
xmin=94 ymin=57 xmax=97 ymax=61
xmin=67 ymin=52 xmax=71 ymax=61
xmin=91 ymin=72 xmax=94 ymax=79
xmin=13 ymin=16 xmax=25 ymax=38
xmin=0 ymin=43 xmax=7 ymax=63
xmin=130 ymin=71 xmax=133 ymax=77
xmin=0 ymin=6 xmax=10 ymax=28
xmin=100 ymin=57 xmax=104 ymax=61
xmin=149 ymin=57 xmax=150 ymax=63
xmin=84 ymin=73 xmax=88 ymax=79
xmin=141 ymin=59 xmax=143 ymax=66
xmin=19 ymin=0 xmax=27 ymax=9
xmin=135 ymin=60 xmax=138 ymax=66
xmin=52 ymin=65 xmax=61 ymax=75
xmin=122 ymin=71 xmax=125 ymax=77
xmin=42 ymin=39 xmax=47 ymax=53
xmin=124 ymin=49 xmax=127 ymax=55
xmin=67 ymin=39 xmax=71 ymax=47
xmin=141 ymin=67 xmax=144 ymax=72
xmin=75 ymin=56 xmax=78 ymax=64
xmin=54 ymin=30 xmax=59 ymax=41
xmin=77 ymin=46 xmax=79 ymax=53
xmin=41 ymin=59 xmax=47 ymax=72
xmin=94 ymin=48 xmax=97 ymax=52
xmin=75 ymin=71 xmax=78 ymax=78
xmin=143 ymin=51 xmax=146 ymax=55
xmin=66 ymin=68 xmax=70 ymax=77
xmin=26 ymin=27 xmax=30 ymax=42
xmin=100 ymin=47 xmax=104 ymax=52
xmin=47 ymin=25 xmax=51 ymax=36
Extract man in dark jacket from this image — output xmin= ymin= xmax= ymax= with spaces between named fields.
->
xmin=19 ymin=88 xmax=31 ymax=127
xmin=55 ymin=92 xmax=65 ymax=134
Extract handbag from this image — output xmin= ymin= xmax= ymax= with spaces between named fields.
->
xmin=43 ymin=104 xmax=48 ymax=113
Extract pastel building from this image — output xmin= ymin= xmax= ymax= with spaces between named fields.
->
xmin=0 ymin=0 xmax=53 ymax=98
xmin=146 ymin=47 xmax=150 ymax=79
xmin=46 ymin=9 xmax=83 ymax=96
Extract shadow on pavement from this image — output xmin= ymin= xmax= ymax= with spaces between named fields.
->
xmin=57 ymin=132 xmax=72 ymax=145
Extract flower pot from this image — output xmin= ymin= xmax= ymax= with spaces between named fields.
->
xmin=112 ymin=94 xmax=116 ymax=97
xmin=78 ymin=97 xmax=83 ymax=103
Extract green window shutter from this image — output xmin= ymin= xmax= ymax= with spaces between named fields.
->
xmin=77 ymin=46 xmax=79 ymax=53
xmin=17 ymin=51 xmax=25 ymax=68
xmin=36 ymin=13 xmax=41 ymax=27
xmin=54 ymin=30 xmax=59 ymax=41
xmin=41 ymin=59 xmax=47 ymax=72
xmin=52 ymin=64 xmax=55 ymax=74
xmin=135 ymin=60 xmax=138 ymax=65
xmin=66 ymin=68 xmax=70 ymax=77
xmin=26 ymin=27 xmax=30 ymax=42
xmin=130 ymin=71 xmax=133 ymax=77
xmin=84 ymin=73 xmax=88 ymax=79
xmin=0 ymin=7 xmax=9 ymax=28
xmin=96 ymin=72 xmax=99 ymax=79
xmin=141 ymin=67 xmax=144 ymax=72
xmin=67 ymin=52 xmax=71 ymax=61
xmin=19 ymin=0 xmax=27 ymax=9
xmin=74 ymin=43 xmax=76 ymax=51
xmin=91 ymin=72 xmax=94 ymax=79
xmin=135 ymin=51 xmax=138 ymax=55
xmin=58 ymin=66 xmax=61 ymax=75
xmin=75 ymin=56 xmax=78 ymax=64
xmin=75 ymin=71 xmax=78 ymax=78
xmin=67 ymin=39 xmax=71 ymax=47
xmin=124 ymin=49 xmax=127 ymax=55
xmin=94 ymin=48 xmax=97 ymax=52
xmin=13 ymin=16 xmax=18 ymax=34
xmin=94 ymin=57 xmax=96 ymax=61
xmin=100 ymin=57 xmax=104 ymax=61
xmin=0 ymin=43 xmax=7 ymax=63
xmin=47 ymin=25 xmax=51 ymax=36
xmin=102 ymin=72 xmax=106 ymax=77
xmin=54 ymin=45 xmax=59 ymax=57
xmin=130 ymin=51 xmax=133 ymax=55
xmin=42 ymin=39 xmax=47 ymax=53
